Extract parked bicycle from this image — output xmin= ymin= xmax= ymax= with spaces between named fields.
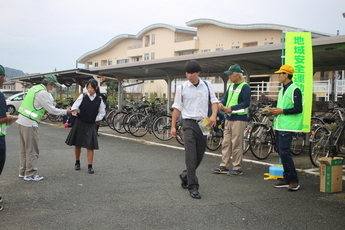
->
xmin=309 ymin=117 xmax=345 ymax=167
xmin=126 ymin=99 xmax=170 ymax=139
xmin=248 ymin=109 xmax=307 ymax=160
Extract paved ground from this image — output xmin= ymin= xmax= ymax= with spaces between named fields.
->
xmin=0 ymin=122 xmax=345 ymax=229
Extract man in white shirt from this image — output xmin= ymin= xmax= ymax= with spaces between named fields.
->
xmin=171 ymin=60 xmax=218 ymax=199
xmin=16 ymin=74 xmax=72 ymax=181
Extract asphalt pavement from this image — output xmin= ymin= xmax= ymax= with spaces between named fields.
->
xmin=0 ymin=122 xmax=345 ymax=230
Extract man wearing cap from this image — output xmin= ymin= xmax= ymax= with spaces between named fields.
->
xmin=16 ymin=74 xmax=72 ymax=181
xmin=271 ymin=64 xmax=302 ymax=191
xmin=212 ymin=64 xmax=251 ymax=176
xmin=0 ymin=65 xmax=16 ymax=210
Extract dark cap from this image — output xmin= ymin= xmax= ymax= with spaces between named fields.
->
xmin=224 ymin=64 xmax=243 ymax=75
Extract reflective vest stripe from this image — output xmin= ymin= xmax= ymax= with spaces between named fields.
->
xmin=0 ymin=123 xmax=7 ymax=136
xmin=18 ymin=107 xmax=41 ymax=120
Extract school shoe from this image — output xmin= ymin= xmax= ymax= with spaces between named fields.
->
xmin=288 ymin=180 xmax=300 ymax=191
xmin=211 ymin=166 xmax=229 ymax=174
xmin=227 ymin=170 xmax=243 ymax=176
xmin=18 ymin=174 xmax=25 ymax=178
xmin=88 ymin=168 xmax=94 ymax=174
xmin=179 ymin=174 xmax=188 ymax=189
xmin=23 ymin=175 xmax=44 ymax=181
xmin=75 ymin=164 xmax=81 ymax=170
xmin=189 ymin=189 xmax=201 ymax=199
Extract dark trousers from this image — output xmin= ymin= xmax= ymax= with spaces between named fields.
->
xmin=181 ymin=120 xmax=206 ymax=191
xmin=276 ymin=131 xmax=298 ymax=181
xmin=0 ymin=136 xmax=6 ymax=175
xmin=0 ymin=149 xmax=5 ymax=175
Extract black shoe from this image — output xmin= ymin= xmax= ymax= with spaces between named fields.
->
xmin=0 ymin=196 xmax=2 ymax=202
xmin=179 ymin=174 xmax=188 ymax=189
xmin=88 ymin=168 xmax=94 ymax=174
xmin=75 ymin=164 xmax=80 ymax=170
xmin=189 ymin=189 xmax=201 ymax=199
xmin=0 ymin=205 xmax=3 ymax=211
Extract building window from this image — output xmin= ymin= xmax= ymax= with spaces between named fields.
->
xmin=108 ymin=60 xmax=113 ymax=65
xmin=116 ymin=59 xmax=129 ymax=64
xmin=94 ymin=62 xmax=99 ymax=67
xmin=145 ymin=35 xmax=150 ymax=47
xmin=144 ymin=53 xmax=149 ymax=60
xmin=264 ymin=42 xmax=274 ymax=45
xmin=132 ymin=57 xmax=140 ymax=62
xmin=151 ymin=52 xmax=155 ymax=60
xmin=151 ymin=34 xmax=155 ymax=45
xmin=243 ymin=42 xmax=258 ymax=47
xmin=178 ymin=51 xmax=194 ymax=56
xmin=216 ymin=47 xmax=224 ymax=51
xmin=232 ymin=46 xmax=240 ymax=49
xmin=201 ymin=49 xmax=210 ymax=53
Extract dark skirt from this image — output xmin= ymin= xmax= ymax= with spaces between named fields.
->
xmin=65 ymin=118 xmax=99 ymax=150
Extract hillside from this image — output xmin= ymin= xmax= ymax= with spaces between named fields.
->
xmin=3 ymin=67 xmax=25 ymax=78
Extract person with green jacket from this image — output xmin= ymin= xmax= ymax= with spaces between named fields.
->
xmin=271 ymin=64 xmax=303 ymax=191
xmin=16 ymin=74 xmax=72 ymax=181
xmin=212 ymin=64 xmax=251 ymax=176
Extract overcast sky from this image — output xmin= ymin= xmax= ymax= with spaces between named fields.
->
xmin=1 ymin=0 xmax=344 ymax=74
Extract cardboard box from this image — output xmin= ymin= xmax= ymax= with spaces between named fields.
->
xmin=319 ymin=157 xmax=343 ymax=193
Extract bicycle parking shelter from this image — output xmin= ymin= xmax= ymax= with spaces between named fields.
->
xmin=13 ymin=35 xmax=345 ymax=110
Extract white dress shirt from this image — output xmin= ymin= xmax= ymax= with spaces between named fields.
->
xmin=172 ymin=79 xmax=218 ymax=120
xmin=71 ymin=93 xmax=106 ymax=122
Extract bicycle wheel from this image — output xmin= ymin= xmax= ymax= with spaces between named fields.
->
xmin=310 ymin=127 xmax=331 ymax=167
xmin=123 ymin=113 xmax=132 ymax=133
xmin=48 ymin=114 xmax=62 ymax=122
xmin=112 ymin=112 xmax=128 ymax=134
xmin=105 ymin=109 xmax=118 ymax=129
xmin=152 ymin=115 xmax=173 ymax=141
xmin=249 ymin=124 xmax=273 ymax=160
xmin=127 ymin=113 xmax=148 ymax=137
xmin=243 ymin=124 xmax=251 ymax=154
xmin=206 ymin=129 xmax=223 ymax=151
xmin=290 ymin=132 xmax=305 ymax=155
xmin=310 ymin=117 xmax=325 ymax=133
xmin=41 ymin=113 xmax=48 ymax=121
xmin=176 ymin=125 xmax=184 ymax=146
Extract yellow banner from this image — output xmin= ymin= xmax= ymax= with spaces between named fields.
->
xmin=285 ymin=32 xmax=313 ymax=132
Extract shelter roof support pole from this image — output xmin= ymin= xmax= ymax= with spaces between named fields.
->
xmin=220 ymin=75 xmax=228 ymax=94
xmin=117 ymin=77 xmax=123 ymax=110
xmin=165 ymin=76 xmax=173 ymax=113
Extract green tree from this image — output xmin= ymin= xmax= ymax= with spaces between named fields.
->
xmin=106 ymin=81 xmax=118 ymax=98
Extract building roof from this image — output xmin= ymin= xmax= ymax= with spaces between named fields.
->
xmin=136 ymin=23 xmax=196 ymax=39
xmin=186 ymin=18 xmax=334 ymax=38
xmin=11 ymin=68 xmax=101 ymax=86
xmin=77 ymin=24 xmax=196 ymax=63
xmin=77 ymin=34 xmax=136 ymax=64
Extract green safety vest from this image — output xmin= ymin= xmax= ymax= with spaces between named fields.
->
xmin=225 ymin=82 xmax=248 ymax=115
xmin=273 ymin=83 xmax=303 ymax=132
xmin=0 ymin=123 xmax=6 ymax=136
xmin=18 ymin=85 xmax=46 ymax=123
